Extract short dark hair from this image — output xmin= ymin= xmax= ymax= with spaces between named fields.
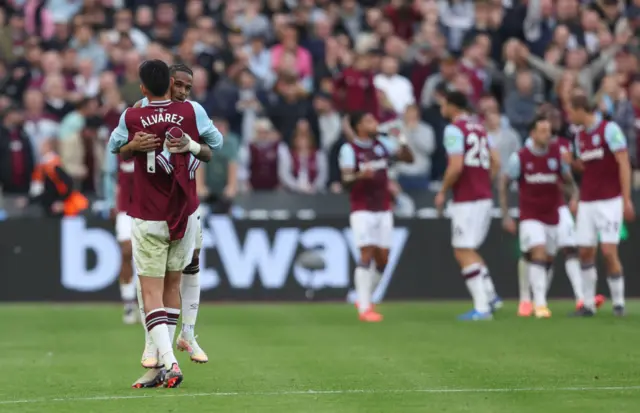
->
xmin=569 ymin=94 xmax=592 ymax=112
xmin=443 ymin=90 xmax=468 ymax=110
xmin=139 ymin=59 xmax=171 ymax=97
xmin=349 ymin=111 xmax=367 ymax=132
xmin=528 ymin=114 xmax=549 ymax=133
xmin=169 ymin=63 xmax=193 ymax=77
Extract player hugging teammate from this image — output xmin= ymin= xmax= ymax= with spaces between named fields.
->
xmin=108 ymin=60 xmax=223 ymax=388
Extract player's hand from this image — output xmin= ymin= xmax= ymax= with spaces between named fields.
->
xmin=131 ymin=132 xmax=160 ymax=152
xmin=569 ymin=197 xmax=578 ymax=216
xmin=434 ymin=191 xmax=446 ymax=215
xmin=502 ymin=216 xmax=517 ymax=234
xmin=624 ymin=199 xmax=635 ymax=222
xmin=166 ymin=132 xmax=191 ymax=153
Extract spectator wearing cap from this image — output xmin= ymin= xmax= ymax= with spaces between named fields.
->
xmin=0 ymin=105 xmax=35 ymax=196
xmin=278 ymin=120 xmax=328 ymax=194
xmin=312 ymin=92 xmax=341 ymax=152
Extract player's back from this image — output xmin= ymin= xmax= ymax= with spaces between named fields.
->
xmin=348 ymin=137 xmax=392 ymax=212
xmin=517 ymin=141 xmax=562 ymax=225
xmin=125 ymin=100 xmax=200 ymax=221
xmin=450 ymin=117 xmax=492 ymax=202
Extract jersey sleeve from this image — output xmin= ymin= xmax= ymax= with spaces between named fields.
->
xmin=338 ymin=143 xmax=356 ymax=169
xmin=139 ymin=97 xmax=149 ymax=107
xmin=377 ymin=136 xmax=399 ymax=156
xmin=443 ymin=124 xmax=464 ymax=155
xmin=187 ymin=100 xmax=223 ymax=150
xmin=505 ymin=152 xmax=521 ymax=180
xmin=604 ymin=122 xmax=627 ymax=152
xmin=107 ymin=110 xmax=129 ymax=153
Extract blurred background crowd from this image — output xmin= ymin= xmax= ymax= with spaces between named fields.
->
xmin=1 ymin=0 xmax=640 ymax=218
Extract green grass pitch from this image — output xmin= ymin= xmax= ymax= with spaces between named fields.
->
xmin=1 ymin=301 xmax=640 ymax=413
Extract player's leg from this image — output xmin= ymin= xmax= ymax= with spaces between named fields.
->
xmin=451 ymin=201 xmax=492 ymax=320
xmin=116 ymin=213 xmax=137 ymax=324
xmin=369 ymin=211 xmax=394 ymax=306
xmin=520 ymin=220 xmax=551 ymax=318
xmin=136 ymin=277 xmax=159 ymax=368
xmin=132 ymin=218 xmax=181 ymax=387
xmin=597 ymin=197 xmax=625 ymax=316
xmin=350 ymin=211 xmax=381 ymax=322
xmin=575 ymin=201 xmax=599 ymax=316
xmin=476 ymin=200 xmax=501 ymax=310
xmin=176 ymin=249 xmax=209 ymax=363
xmin=517 ymin=254 xmax=533 ymax=316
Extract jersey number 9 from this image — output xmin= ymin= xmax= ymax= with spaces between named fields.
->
xmin=464 ymin=133 xmax=490 ymax=170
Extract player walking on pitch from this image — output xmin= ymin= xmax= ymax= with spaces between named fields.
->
xmin=108 ymin=60 xmax=222 ymax=387
xmin=500 ymin=116 xmax=579 ymax=318
xmin=435 ymin=91 xmax=501 ymax=321
xmin=567 ymin=95 xmax=634 ymax=317
xmin=134 ymin=64 xmax=210 ymax=369
xmin=339 ymin=111 xmax=413 ymax=322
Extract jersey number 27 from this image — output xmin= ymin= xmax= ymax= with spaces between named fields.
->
xmin=464 ymin=133 xmax=490 ymax=170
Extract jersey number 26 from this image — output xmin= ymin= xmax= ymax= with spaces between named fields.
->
xmin=464 ymin=133 xmax=490 ymax=170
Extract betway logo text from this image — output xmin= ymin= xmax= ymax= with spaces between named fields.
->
xmin=524 ymin=173 xmax=557 ymax=184
xmin=580 ymin=148 xmax=604 ymax=162
xmin=61 ymin=216 xmax=409 ymax=302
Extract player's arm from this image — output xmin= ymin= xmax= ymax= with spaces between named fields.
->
xmin=103 ymin=151 xmax=118 ymax=212
xmin=560 ymin=160 xmax=579 ymax=205
xmin=187 ymin=101 xmax=223 ymax=162
xmin=438 ymin=125 xmax=465 ymax=195
xmin=605 ymin=122 xmax=632 ymax=203
xmin=487 ymin=134 xmax=501 ymax=180
xmin=499 ymin=152 xmax=520 ymax=219
xmin=339 ymin=143 xmax=371 ymax=189
xmin=108 ymin=109 xmax=159 ymax=159
xmin=379 ymin=134 xmax=414 ymax=163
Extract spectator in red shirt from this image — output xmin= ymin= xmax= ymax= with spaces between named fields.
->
xmin=333 ymin=51 xmax=379 ymax=118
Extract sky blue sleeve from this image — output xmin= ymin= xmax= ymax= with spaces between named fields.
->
xmin=338 ymin=143 xmax=356 ymax=169
xmin=443 ymin=125 xmax=464 ymax=155
xmin=604 ymin=122 xmax=627 ymax=152
xmin=187 ymin=100 xmax=223 ymax=150
xmin=561 ymin=159 xmax=571 ymax=175
xmin=377 ymin=136 xmax=399 ymax=156
xmin=506 ymin=152 xmax=521 ymax=180
xmin=107 ymin=110 xmax=129 ymax=153
xmin=140 ymin=97 xmax=149 ymax=107
xmin=103 ymin=152 xmax=117 ymax=208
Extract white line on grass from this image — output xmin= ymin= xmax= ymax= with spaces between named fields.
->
xmin=1 ymin=386 xmax=640 ymax=405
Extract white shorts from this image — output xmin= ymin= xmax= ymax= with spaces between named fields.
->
xmin=519 ymin=219 xmax=558 ymax=256
xmin=115 ymin=212 xmax=132 ymax=242
xmin=195 ymin=205 xmax=203 ymax=251
xmin=556 ymin=205 xmax=576 ymax=248
xmin=131 ymin=210 xmax=199 ymax=277
xmin=349 ymin=210 xmax=393 ymax=249
xmin=450 ymin=199 xmax=493 ymax=249
xmin=576 ymin=196 xmax=623 ymax=246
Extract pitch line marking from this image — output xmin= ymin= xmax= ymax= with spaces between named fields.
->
xmin=1 ymin=386 xmax=640 ymax=405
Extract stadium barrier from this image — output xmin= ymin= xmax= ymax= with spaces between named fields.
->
xmin=1 ymin=215 xmax=638 ymax=302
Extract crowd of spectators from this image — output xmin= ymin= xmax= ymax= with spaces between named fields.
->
xmin=1 ymin=0 xmax=640 ymax=217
